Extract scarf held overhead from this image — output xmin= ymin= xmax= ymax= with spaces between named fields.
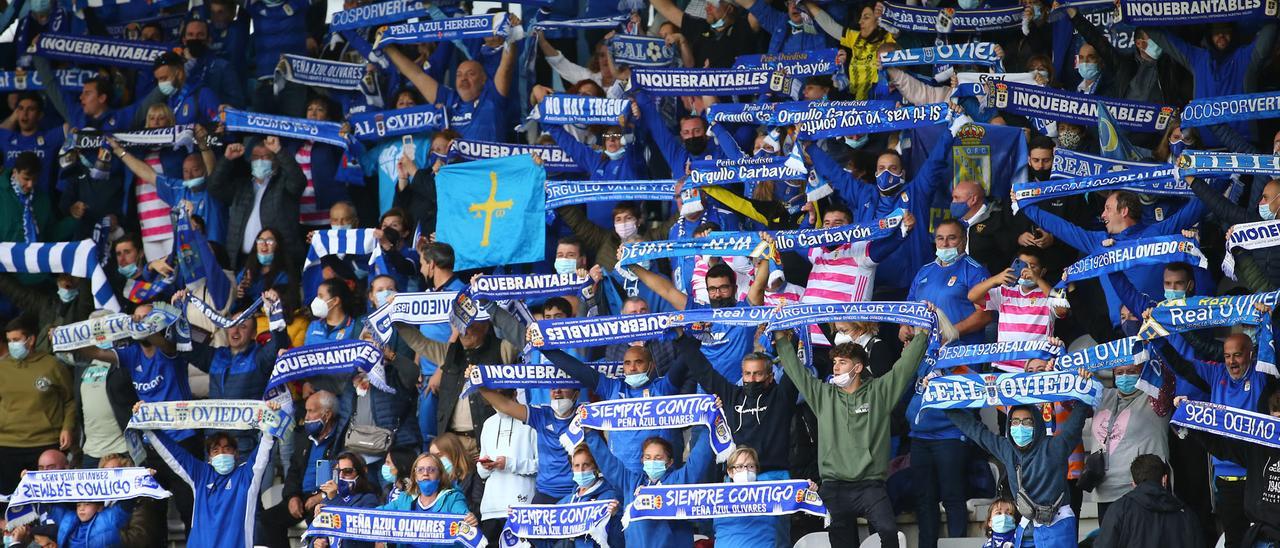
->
xmin=567 ymin=394 xmax=736 ymax=461
xmin=986 ymin=80 xmax=1175 ymax=133
xmin=1224 ymin=220 xmax=1280 ymax=280
xmin=880 ymin=2 xmax=1026 ymax=33
xmin=795 ymin=102 xmax=951 ymax=139
xmin=0 ymin=240 xmax=119 ymax=311
xmin=128 ymin=400 xmax=292 ymax=438
xmin=920 ymin=371 xmax=1102 ymax=410
xmin=305 ymin=506 xmax=484 ymax=547
xmin=222 ymin=108 xmax=348 ymax=149
xmin=502 ymin=500 xmax=616 ymax=548
xmin=8 ymin=468 xmax=172 ymax=507
xmin=622 ymin=480 xmax=830 ymax=528
xmin=1171 ymin=400 xmax=1280 ymax=450
xmin=1056 ymin=235 xmax=1207 ymax=289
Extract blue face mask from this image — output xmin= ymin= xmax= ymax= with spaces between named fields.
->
xmin=182 ymin=176 xmax=205 ymax=189
xmin=1168 ymin=140 xmax=1187 ymax=159
xmin=1164 ymin=289 xmax=1186 ymax=300
xmin=573 ymin=471 xmax=597 ymax=487
xmin=935 ymin=247 xmax=959 ymax=264
xmin=1010 ymin=424 xmax=1035 ymax=447
xmin=958 ymin=0 xmax=980 ymax=8
xmin=210 ymin=453 xmax=235 ymax=475
xmin=710 ymin=17 xmax=726 ymax=30
xmin=948 ymin=201 xmax=970 ymax=220
xmin=30 ymin=0 xmax=50 ymax=12
xmin=257 ymin=252 xmax=274 ymax=266
xmin=157 ymin=80 xmax=178 ymax=96
xmin=8 ymin=341 xmax=29 ymax=360
xmin=375 ymin=289 xmax=394 ymax=308
xmin=624 ymin=372 xmax=650 ymax=388
xmin=843 ymin=135 xmax=868 ymax=149
xmin=57 ymin=287 xmax=79 ymax=303
xmin=440 ymin=457 xmax=453 ymax=477
xmin=251 ymin=159 xmax=273 ymax=180
xmin=304 ymin=419 xmax=325 ymax=437
xmin=604 ymin=148 xmax=625 ymax=160
xmin=554 ymin=257 xmax=578 ymax=276
xmin=417 ymin=479 xmax=439 ymax=495
xmin=1260 ymin=201 xmax=1276 ymax=221
xmin=991 ymin=514 xmax=1016 ymax=534
xmin=118 ymin=263 xmax=138 ymax=278
xmin=1114 ymin=373 xmax=1139 ymax=394
xmin=1143 ymin=39 xmax=1162 ymax=60
xmin=337 ymin=478 xmax=355 ymax=497
xmin=1031 ymin=4 xmax=1042 ymax=19
xmin=381 ymin=464 xmax=396 ymax=484
xmin=875 ymin=170 xmax=904 ymax=194
xmin=642 ymin=460 xmax=667 ymax=481
xmin=1018 ymin=277 xmax=1037 ymax=288
xmin=1076 ymin=62 xmax=1100 ymax=81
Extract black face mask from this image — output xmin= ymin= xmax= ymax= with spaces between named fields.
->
xmin=684 ymin=135 xmax=709 ymax=156
xmin=1029 ymin=168 xmax=1052 ymax=181
xmin=185 ymin=40 xmax=209 ymax=58
xmin=710 ymin=296 xmax=737 ymax=308
xmin=742 ymin=380 xmax=769 ymax=396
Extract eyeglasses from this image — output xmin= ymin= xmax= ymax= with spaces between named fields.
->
xmin=1009 ymin=418 xmax=1036 ymax=427
xmin=728 ymin=464 xmax=757 ymax=472
xmin=335 ymin=466 xmax=357 ymax=478
xmin=415 ymin=466 xmax=440 ymax=475
xmin=256 ymin=237 xmax=276 ymax=244
xmin=603 ymin=133 xmax=623 ymax=140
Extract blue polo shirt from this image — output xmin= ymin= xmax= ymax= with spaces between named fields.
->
xmin=436 ymin=81 xmax=507 ymax=140
xmin=525 ymin=405 xmax=575 ymax=498
xmin=0 ymin=127 xmax=64 ymax=194
xmin=304 ymin=316 xmax=361 ymax=346
xmin=907 ymin=255 xmax=990 ymax=345
xmin=685 ymin=300 xmax=757 ymax=384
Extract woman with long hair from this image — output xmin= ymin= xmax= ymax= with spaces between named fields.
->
xmin=430 ymin=433 xmax=483 ymax=517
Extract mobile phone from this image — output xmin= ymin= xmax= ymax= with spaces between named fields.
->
xmin=1009 ymin=258 xmax=1028 ymax=285
xmin=477 ymin=456 xmax=494 ymax=465
xmin=315 ymin=459 xmax=333 ymax=485
xmin=401 ymin=135 xmax=416 ymax=159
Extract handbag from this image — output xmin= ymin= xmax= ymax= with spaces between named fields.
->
xmin=1077 ymin=397 xmax=1122 ymax=492
xmin=344 ymin=424 xmax=393 ymax=455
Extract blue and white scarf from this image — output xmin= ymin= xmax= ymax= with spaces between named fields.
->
xmin=265 ymin=340 xmax=394 ymax=398
xmin=374 ymin=13 xmax=510 ymax=47
xmin=366 ymin=291 xmax=483 ymax=344
xmin=32 ymin=33 xmax=168 ymax=69
xmin=222 ymin=108 xmax=348 ymax=149
xmin=51 ymin=313 xmax=134 ymax=352
xmin=796 ymin=102 xmax=951 ymax=140
xmin=72 ymin=125 xmax=198 ymax=151
xmin=1051 ymin=148 xmax=1159 ymax=179
xmin=8 ymin=468 xmax=172 ymax=507
xmin=1180 ymin=91 xmax=1280 ymax=128
xmin=920 ymin=371 xmax=1102 ymax=410
xmin=629 ymin=67 xmax=783 ymax=97
xmin=103 ymin=12 xmax=185 ymax=40
xmin=531 ymin=15 xmax=629 ymax=31
xmin=187 ymin=295 xmax=264 ymax=329
xmin=770 ymin=209 xmax=906 ymax=252
xmin=452 ymin=139 xmax=580 ymax=172
xmin=879 ymin=42 xmax=1003 ymax=69
xmin=528 ymin=95 xmax=629 ymax=126
xmin=608 ymin=34 xmax=675 ymax=68
xmin=933 ymin=340 xmax=1063 ymax=370
xmin=11 ymin=178 xmax=36 ymax=244
xmin=1053 ymin=337 xmax=1148 ymax=373
xmin=546 ymin=180 xmax=677 ymax=209
xmin=733 ymin=49 xmax=840 ymax=78
xmin=0 ymin=240 xmax=119 ymax=311
xmin=305 ymin=507 xmax=484 ymax=547
xmin=623 ymin=480 xmax=830 ymax=528
xmin=1119 ymin=0 xmax=1278 ymax=25
xmin=705 ymin=99 xmax=896 ymax=126
xmin=527 ymin=312 xmax=677 ymax=350
xmin=566 ymin=394 xmax=736 ymax=461
xmin=765 ymin=301 xmax=935 ymax=332
xmin=880 ymin=3 xmax=1025 ymax=33
xmin=302 ymin=228 xmax=384 ymax=271
xmin=0 ymin=68 xmax=95 ymax=92
xmin=330 ymin=0 xmax=428 ymax=31
xmin=502 ymin=500 xmax=616 ymax=548
xmin=350 ymin=105 xmax=446 ymax=141
xmin=1140 ymin=292 xmax=1279 ymax=375
xmin=1056 ymin=236 xmax=1207 ymax=289
xmin=616 ymin=233 xmax=771 ymax=269
xmin=671 ymin=306 xmax=779 ymax=330
xmin=461 ymin=361 xmax=624 ymax=398
xmin=1174 ymin=151 xmax=1280 ymax=178
xmin=1223 ymin=219 xmax=1280 ymax=280
xmin=128 ymin=400 xmax=292 ymax=438
xmin=274 ymin=55 xmax=381 ymax=107
xmin=986 ymin=81 xmax=1176 ymax=133
xmin=688 ymin=155 xmax=807 ymax=186
xmin=1171 ymin=400 xmax=1280 ymax=450
xmin=452 ymin=273 xmax=591 ymax=330
xmin=1011 ymin=165 xmax=1187 ymax=213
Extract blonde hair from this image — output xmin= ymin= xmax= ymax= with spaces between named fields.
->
xmin=431 ymin=432 xmax=473 ymax=483
xmin=407 ymin=453 xmax=453 ymax=497
xmin=145 ymin=103 xmax=176 ymax=128
xmin=725 ymin=447 xmax=759 ymax=470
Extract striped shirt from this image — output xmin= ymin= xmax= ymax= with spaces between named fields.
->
xmin=984 ymin=285 xmax=1068 ymax=373
xmin=296 ymin=143 xmax=329 ymax=226
xmin=691 ymin=256 xmax=753 ymax=305
xmin=840 ymin=31 xmax=895 ymax=100
xmin=136 ymin=152 xmax=172 ymax=242
xmin=803 ymin=241 xmax=877 ymax=303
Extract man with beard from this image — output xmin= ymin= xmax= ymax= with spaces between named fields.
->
xmin=629 ymin=261 xmax=767 ymax=383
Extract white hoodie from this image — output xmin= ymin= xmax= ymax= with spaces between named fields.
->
xmin=477 ymin=412 xmax=540 ymax=520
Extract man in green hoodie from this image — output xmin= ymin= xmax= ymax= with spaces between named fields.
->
xmin=774 ymin=306 xmax=954 ymax=548
xmin=0 ymin=315 xmax=76 ymax=494
xmin=0 ymin=152 xmax=73 ymax=244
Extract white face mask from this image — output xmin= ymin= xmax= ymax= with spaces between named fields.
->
xmin=551 ymin=398 xmax=575 ymax=417
xmin=614 ymin=219 xmax=638 ymax=239
xmin=833 ymin=332 xmax=854 ymax=346
xmin=310 ymin=296 xmax=330 ymax=318
xmin=829 ymin=371 xmax=853 ymax=388
xmin=731 ymin=470 xmax=756 ymax=483
xmin=355 ymin=385 xmax=369 ymax=398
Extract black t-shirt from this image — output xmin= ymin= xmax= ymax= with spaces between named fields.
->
xmin=680 ymin=13 xmax=763 ymax=68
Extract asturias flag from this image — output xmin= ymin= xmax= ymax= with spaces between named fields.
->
xmin=436 ymin=155 xmax=547 ymax=270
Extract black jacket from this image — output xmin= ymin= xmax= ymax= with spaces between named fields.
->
xmin=435 ymin=334 xmax=504 ymax=438
xmin=678 ymin=335 xmax=798 ymax=473
xmin=1189 ymin=429 xmax=1280 ymax=544
xmin=283 ymin=416 xmax=350 ymax=501
xmin=966 ymin=201 xmax=1019 ymax=282
xmin=1095 ymin=480 xmax=1203 ymax=548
